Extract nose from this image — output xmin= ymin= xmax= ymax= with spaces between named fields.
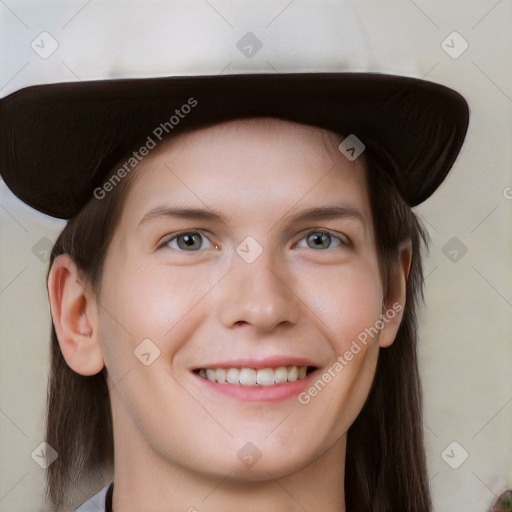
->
xmin=217 ymin=248 xmax=301 ymax=334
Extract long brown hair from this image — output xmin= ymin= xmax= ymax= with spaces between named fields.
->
xmin=345 ymin=143 xmax=431 ymax=512
xmin=45 ymin=163 xmax=138 ymax=510
xmin=45 ymin=126 xmax=431 ymax=511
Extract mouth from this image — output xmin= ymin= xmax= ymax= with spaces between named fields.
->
xmin=194 ymin=365 xmax=317 ymax=386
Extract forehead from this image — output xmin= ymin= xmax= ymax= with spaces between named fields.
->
xmin=119 ymin=117 xmax=370 ymax=227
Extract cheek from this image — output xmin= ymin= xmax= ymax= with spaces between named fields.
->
xmin=97 ymin=258 xmax=214 ymax=366
xmin=297 ymin=259 xmax=384 ymax=352
xmin=296 ymin=263 xmax=383 ymax=432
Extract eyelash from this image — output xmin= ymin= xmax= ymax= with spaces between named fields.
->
xmin=158 ymin=229 xmax=351 ymax=251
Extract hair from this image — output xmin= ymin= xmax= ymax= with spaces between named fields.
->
xmin=345 ymin=143 xmax=431 ymax=512
xmin=44 ymin=120 xmax=431 ymax=511
xmin=45 ymin=164 xmax=138 ymax=510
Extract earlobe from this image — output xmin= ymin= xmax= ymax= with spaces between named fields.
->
xmin=379 ymin=240 xmax=412 ymax=348
xmin=47 ymin=254 xmax=105 ymax=376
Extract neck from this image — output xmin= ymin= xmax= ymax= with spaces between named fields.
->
xmin=110 ymin=410 xmax=347 ymax=512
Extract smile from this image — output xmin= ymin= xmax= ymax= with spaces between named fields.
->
xmin=197 ymin=366 xmax=312 ymax=386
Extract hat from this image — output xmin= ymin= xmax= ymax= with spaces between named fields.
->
xmin=0 ymin=1 xmax=469 ymax=219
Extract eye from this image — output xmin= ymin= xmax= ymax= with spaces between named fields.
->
xmin=295 ymin=230 xmax=349 ymax=250
xmin=160 ymin=231 xmax=216 ymax=251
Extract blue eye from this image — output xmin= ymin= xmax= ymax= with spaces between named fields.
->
xmin=160 ymin=230 xmax=348 ymax=252
xmin=296 ymin=231 xmax=347 ymax=250
xmin=163 ymin=231 xmax=215 ymax=251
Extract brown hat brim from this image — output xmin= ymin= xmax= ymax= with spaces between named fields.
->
xmin=0 ymin=72 xmax=469 ymax=219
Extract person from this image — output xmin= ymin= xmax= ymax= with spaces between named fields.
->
xmin=0 ymin=69 xmax=469 ymax=512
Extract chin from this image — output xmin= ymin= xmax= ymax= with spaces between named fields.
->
xmin=196 ymin=433 xmax=329 ymax=482
xmin=211 ymin=454 xmax=316 ymax=483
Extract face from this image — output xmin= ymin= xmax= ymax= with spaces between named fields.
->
xmin=96 ymin=118 xmax=392 ymax=482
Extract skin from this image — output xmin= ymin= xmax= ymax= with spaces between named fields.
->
xmin=48 ymin=118 xmax=410 ymax=512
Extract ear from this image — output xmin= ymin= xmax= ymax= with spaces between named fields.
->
xmin=47 ymin=254 xmax=105 ymax=375
xmin=378 ymin=240 xmax=412 ymax=348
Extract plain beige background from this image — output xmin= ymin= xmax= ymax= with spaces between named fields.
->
xmin=1 ymin=1 xmax=511 ymax=511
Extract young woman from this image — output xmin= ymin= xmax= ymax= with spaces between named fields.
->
xmin=0 ymin=73 xmax=469 ymax=511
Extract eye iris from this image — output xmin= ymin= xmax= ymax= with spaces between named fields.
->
xmin=307 ymin=232 xmax=331 ymax=249
xmin=177 ymin=233 xmax=202 ymax=250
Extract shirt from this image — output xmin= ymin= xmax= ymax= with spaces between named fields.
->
xmin=73 ymin=482 xmax=113 ymax=512
xmin=70 ymin=481 xmax=512 ymax=511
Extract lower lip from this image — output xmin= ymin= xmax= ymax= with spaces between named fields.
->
xmin=193 ymin=372 xmax=316 ymax=402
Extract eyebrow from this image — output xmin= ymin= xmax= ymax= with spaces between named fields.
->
xmin=138 ymin=204 xmax=366 ymax=229
xmin=280 ymin=205 xmax=366 ymax=228
xmin=138 ymin=206 xmax=225 ymax=228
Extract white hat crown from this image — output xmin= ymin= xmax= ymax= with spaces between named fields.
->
xmin=1 ymin=0 xmax=418 ymax=96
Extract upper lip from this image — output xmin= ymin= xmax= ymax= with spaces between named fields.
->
xmin=193 ymin=356 xmax=318 ymax=370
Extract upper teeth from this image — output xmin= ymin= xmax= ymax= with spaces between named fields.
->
xmin=198 ymin=366 xmax=308 ymax=386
